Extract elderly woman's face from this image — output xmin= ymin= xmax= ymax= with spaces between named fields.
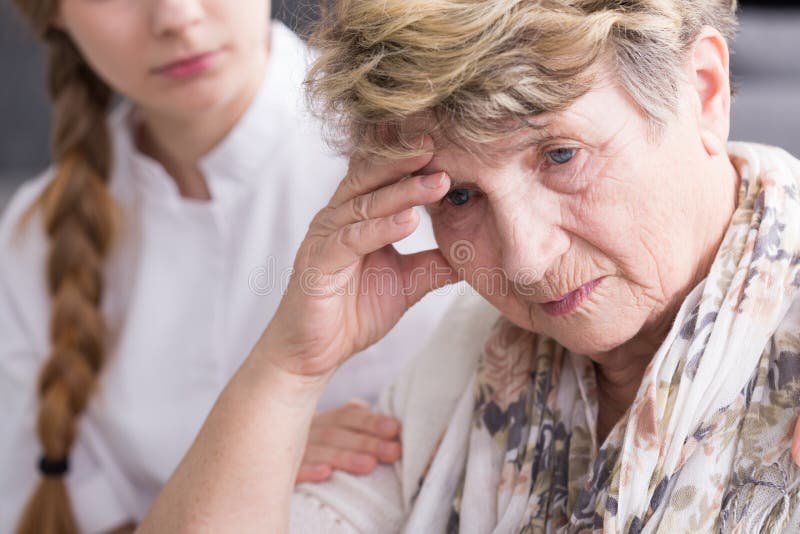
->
xmin=424 ymin=82 xmax=718 ymax=355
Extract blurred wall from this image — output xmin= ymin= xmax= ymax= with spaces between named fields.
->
xmin=1 ymin=1 xmax=798 ymax=209
xmin=0 ymin=0 xmax=50 ymax=182
xmin=730 ymin=8 xmax=800 ymax=157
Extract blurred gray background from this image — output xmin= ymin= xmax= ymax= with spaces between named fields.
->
xmin=1 ymin=1 xmax=798 ymax=211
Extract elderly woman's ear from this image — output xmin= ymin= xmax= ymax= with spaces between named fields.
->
xmin=687 ymin=26 xmax=733 ymax=157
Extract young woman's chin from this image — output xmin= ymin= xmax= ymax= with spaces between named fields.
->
xmin=145 ymin=67 xmax=254 ymax=117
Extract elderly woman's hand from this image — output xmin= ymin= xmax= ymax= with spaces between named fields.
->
xmin=297 ymin=400 xmax=402 ymax=484
xmin=137 ymin=146 xmax=453 ymax=532
xmin=259 ymin=141 xmax=456 ymax=378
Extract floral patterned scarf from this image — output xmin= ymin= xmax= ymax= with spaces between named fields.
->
xmin=406 ymin=144 xmax=800 ymax=533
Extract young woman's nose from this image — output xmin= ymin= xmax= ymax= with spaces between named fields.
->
xmin=151 ymin=0 xmax=205 ymax=38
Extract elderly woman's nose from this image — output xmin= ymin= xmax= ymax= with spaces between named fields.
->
xmin=150 ymin=0 xmax=205 ymax=37
xmin=494 ymin=207 xmax=569 ymax=285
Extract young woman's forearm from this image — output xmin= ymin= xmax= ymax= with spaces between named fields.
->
xmin=137 ymin=338 xmax=329 ymax=534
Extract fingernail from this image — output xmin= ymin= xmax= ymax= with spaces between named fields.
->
xmin=393 ymin=209 xmax=414 ymax=225
xmin=421 ymin=173 xmax=444 ymax=189
xmin=353 ymin=454 xmax=376 ymax=470
xmin=313 ymin=464 xmax=332 ymax=476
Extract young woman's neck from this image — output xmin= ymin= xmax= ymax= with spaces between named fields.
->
xmin=137 ymin=52 xmax=269 ymax=201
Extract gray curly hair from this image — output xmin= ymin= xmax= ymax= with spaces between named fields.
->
xmin=306 ymin=0 xmax=738 ymax=158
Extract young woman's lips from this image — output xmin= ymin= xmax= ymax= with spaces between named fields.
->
xmin=540 ymin=277 xmax=605 ymax=317
xmin=155 ymin=51 xmax=219 ymax=80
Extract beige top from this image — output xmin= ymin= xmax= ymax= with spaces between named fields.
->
xmin=290 ymin=291 xmax=500 ymax=532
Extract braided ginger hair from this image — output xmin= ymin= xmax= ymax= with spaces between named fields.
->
xmin=12 ymin=1 xmax=115 ymax=533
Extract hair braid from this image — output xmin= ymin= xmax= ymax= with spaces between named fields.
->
xmin=12 ymin=3 xmax=116 ymax=533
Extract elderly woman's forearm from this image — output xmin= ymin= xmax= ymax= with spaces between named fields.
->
xmin=137 ymin=338 xmax=330 ymax=533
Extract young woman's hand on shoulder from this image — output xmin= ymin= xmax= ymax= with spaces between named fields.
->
xmin=298 ymin=400 xmax=402 ymax=484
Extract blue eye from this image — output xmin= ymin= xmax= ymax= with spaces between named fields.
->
xmin=546 ymin=147 xmax=577 ymax=165
xmin=444 ymin=188 xmax=473 ymax=206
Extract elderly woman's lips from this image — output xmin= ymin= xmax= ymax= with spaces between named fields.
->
xmin=540 ymin=278 xmax=605 ymax=317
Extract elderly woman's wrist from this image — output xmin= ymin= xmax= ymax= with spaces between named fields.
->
xmin=245 ymin=329 xmax=337 ymax=395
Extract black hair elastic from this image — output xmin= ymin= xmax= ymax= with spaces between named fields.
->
xmin=38 ymin=456 xmax=69 ymax=477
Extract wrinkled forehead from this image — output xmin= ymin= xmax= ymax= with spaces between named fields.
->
xmin=416 ymin=119 xmax=558 ymax=177
xmin=417 ymin=80 xmax=648 ymax=176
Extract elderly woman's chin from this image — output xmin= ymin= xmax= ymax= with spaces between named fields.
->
xmin=493 ymin=280 xmax=656 ymax=357
xmin=546 ymin=313 xmax=652 ymax=358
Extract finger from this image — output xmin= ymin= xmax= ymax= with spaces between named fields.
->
xmin=314 ymin=403 xmax=401 ymax=440
xmin=315 ymin=210 xmax=420 ymax=273
xmin=398 ymin=248 xmax=461 ymax=307
xmin=792 ymin=415 xmax=800 ymax=467
xmin=328 ymin=137 xmax=435 ymax=207
xmin=307 ymin=426 xmax=402 ymax=463
xmin=345 ymin=398 xmax=370 ymax=408
xmin=303 ymin=444 xmax=379 ymax=476
xmin=295 ymin=463 xmax=332 ymax=485
xmin=321 ymin=172 xmax=449 ymax=231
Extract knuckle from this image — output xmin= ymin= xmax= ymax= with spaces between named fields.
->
xmin=345 ymin=406 xmax=372 ymax=428
xmin=345 ymin=172 xmax=368 ymax=196
xmin=344 ymin=401 xmax=367 ymax=416
xmin=337 ymin=224 xmax=361 ymax=250
xmin=311 ymin=206 xmax=336 ymax=231
xmin=302 ymin=445 xmax=324 ymax=463
xmin=367 ymin=413 xmax=385 ymax=432
xmin=332 ymin=450 xmax=352 ymax=467
xmin=351 ymin=194 xmax=372 ymax=221
xmin=316 ymin=427 xmax=338 ymax=445
xmin=347 ymin=155 xmax=368 ymax=176
xmin=307 ymin=239 xmax=326 ymax=263
xmin=358 ymin=435 xmax=380 ymax=453
xmin=330 ymin=405 xmax=348 ymax=417
xmin=307 ymin=424 xmax=322 ymax=442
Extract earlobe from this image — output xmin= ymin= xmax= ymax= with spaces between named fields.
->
xmin=700 ymin=129 xmax=725 ymax=157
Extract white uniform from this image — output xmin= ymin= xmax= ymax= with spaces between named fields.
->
xmin=0 ymin=22 xmax=456 ymax=533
